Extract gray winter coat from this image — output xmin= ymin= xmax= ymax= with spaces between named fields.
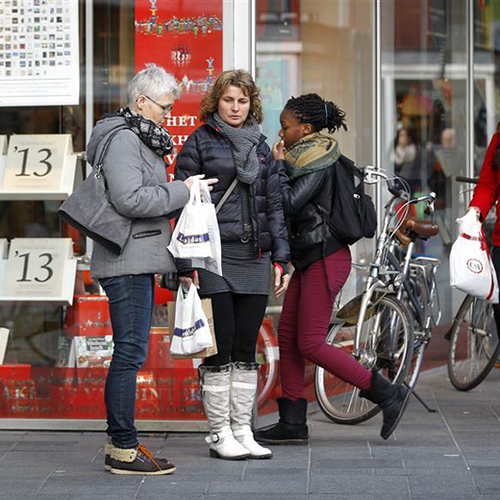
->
xmin=87 ymin=115 xmax=189 ymax=279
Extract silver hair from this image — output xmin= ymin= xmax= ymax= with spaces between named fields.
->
xmin=127 ymin=63 xmax=180 ymax=105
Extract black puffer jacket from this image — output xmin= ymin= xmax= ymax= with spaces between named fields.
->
xmin=174 ymin=116 xmax=290 ymax=264
xmin=277 ymin=156 xmax=349 ymax=269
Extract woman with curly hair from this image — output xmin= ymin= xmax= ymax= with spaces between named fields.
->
xmin=174 ymin=70 xmax=291 ymax=460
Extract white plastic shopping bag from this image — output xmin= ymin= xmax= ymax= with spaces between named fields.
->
xmin=189 ymin=180 xmax=222 ymax=276
xmin=450 ymin=209 xmax=499 ymax=304
xmin=168 ymin=178 xmax=213 ymax=259
xmin=170 ymin=283 xmax=214 ymax=355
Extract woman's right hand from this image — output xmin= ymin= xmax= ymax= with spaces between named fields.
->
xmin=179 ymin=272 xmax=199 ymax=289
xmin=184 ymin=174 xmax=218 ymax=191
xmin=272 ymin=140 xmax=286 ymax=160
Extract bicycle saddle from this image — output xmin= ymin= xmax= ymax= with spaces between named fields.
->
xmin=404 ymin=219 xmax=439 ymax=237
xmin=394 ymin=218 xmax=439 ymax=245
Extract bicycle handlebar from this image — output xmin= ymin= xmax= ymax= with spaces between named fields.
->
xmin=362 ymin=166 xmax=435 ymax=213
xmin=363 ymin=166 xmax=409 ymax=199
xmin=455 ymin=176 xmax=479 ymax=185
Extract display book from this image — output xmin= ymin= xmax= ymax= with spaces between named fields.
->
xmin=0 ymin=134 xmax=78 ymax=200
xmin=0 ymin=237 xmax=77 ymax=305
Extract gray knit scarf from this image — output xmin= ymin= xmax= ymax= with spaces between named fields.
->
xmin=212 ymin=112 xmax=261 ymax=184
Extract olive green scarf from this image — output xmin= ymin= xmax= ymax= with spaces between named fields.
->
xmin=284 ymin=133 xmax=341 ymax=179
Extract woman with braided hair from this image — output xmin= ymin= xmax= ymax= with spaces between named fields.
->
xmin=255 ymin=93 xmax=410 ymax=445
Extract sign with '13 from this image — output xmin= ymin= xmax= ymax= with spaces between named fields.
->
xmin=3 ymin=238 xmax=74 ymax=299
xmin=1 ymin=135 xmax=74 ymax=195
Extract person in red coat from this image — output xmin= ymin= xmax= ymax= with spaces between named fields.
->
xmin=470 ymin=128 xmax=500 ymax=234
xmin=469 ymin=127 xmax=500 ymax=291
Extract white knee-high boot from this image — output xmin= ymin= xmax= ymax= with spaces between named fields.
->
xmin=230 ymin=362 xmax=273 ymax=459
xmin=199 ymin=364 xmax=250 ymax=460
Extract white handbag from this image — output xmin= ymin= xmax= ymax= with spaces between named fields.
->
xmin=168 ymin=178 xmax=213 ymax=259
xmin=170 ymin=283 xmax=214 ymax=355
xmin=450 ymin=210 xmax=499 ymax=304
xmin=189 ymin=180 xmax=223 ymax=276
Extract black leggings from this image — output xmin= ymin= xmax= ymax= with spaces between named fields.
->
xmin=200 ymin=292 xmax=268 ymax=366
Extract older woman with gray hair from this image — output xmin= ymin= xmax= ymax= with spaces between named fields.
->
xmin=87 ymin=64 xmax=215 ymax=476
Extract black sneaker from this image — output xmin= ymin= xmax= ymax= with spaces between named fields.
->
xmin=109 ymin=444 xmax=177 ymax=475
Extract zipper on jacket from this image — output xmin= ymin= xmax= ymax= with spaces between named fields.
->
xmin=249 ymin=181 xmax=260 ymax=251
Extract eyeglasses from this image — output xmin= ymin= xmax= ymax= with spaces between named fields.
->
xmin=143 ymin=95 xmax=174 ymax=114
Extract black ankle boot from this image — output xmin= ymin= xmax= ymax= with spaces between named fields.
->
xmin=359 ymin=371 xmax=411 ymax=440
xmin=254 ymin=398 xmax=309 ymax=445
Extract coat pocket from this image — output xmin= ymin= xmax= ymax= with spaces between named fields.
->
xmin=132 ymin=229 xmax=162 ymax=239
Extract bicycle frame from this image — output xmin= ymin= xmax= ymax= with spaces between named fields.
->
xmin=387 ymin=246 xmax=441 ymax=332
xmin=354 ymin=195 xmax=404 ymax=350
xmin=354 ymin=167 xmax=439 ymax=352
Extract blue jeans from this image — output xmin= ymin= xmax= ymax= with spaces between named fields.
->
xmin=99 ymin=274 xmax=155 ymax=449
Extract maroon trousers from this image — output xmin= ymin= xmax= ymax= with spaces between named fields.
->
xmin=278 ymin=247 xmax=372 ymax=401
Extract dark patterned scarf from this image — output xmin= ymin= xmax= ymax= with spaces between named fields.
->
xmin=117 ymin=107 xmax=174 ymax=157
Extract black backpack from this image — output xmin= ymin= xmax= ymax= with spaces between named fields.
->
xmin=325 ymin=155 xmax=377 ymax=245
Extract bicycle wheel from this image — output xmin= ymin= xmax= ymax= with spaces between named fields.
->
xmin=256 ymin=321 xmax=278 ymax=407
xmin=448 ymin=295 xmax=500 ymax=391
xmin=315 ymin=295 xmax=414 ymax=425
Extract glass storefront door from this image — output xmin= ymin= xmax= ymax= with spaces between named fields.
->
xmin=381 ymin=0 xmax=468 ymax=325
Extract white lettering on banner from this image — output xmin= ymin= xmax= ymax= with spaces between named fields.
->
xmin=165 ymin=115 xmax=197 ymax=127
xmin=166 ymin=154 xmax=177 ymax=166
xmin=171 ymin=135 xmax=189 ymax=147
xmin=163 ymin=115 xmax=197 ymax=171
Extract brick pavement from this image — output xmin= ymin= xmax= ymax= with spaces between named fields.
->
xmin=1 ymin=365 xmax=499 ymax=500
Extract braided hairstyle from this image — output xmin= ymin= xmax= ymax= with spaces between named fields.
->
xmin=284 ymin=93 xmax=348 ymax=134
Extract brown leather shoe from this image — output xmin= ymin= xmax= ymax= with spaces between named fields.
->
xmin=109 ymin=444 xmax=176 ymax=475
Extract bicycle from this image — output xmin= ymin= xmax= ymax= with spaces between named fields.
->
xmin=446 ymin=176 xmax=500 ymax=391
xmin=315 ymin=166 xmax=441 ymax=424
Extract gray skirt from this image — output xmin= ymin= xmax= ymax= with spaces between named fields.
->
xmin=199 ymin=242 xmax=271 ymax=295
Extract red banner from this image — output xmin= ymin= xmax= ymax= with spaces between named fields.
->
xmin=135 ymin=0 xmax=223 ymax=175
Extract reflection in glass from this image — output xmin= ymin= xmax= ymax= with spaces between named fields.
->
xmin=256 ymin=0 xmax=374 ymax=309
xmin=381 ymin=0 xmax=467 ymax=324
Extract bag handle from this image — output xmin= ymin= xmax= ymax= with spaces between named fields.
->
xmin=94 ymin=125 xmax=129 ymax=176
xmin=188 ymin=177 xmax=202 ymax=205
xmin=215 ymin=178 xmax=238 ymax=214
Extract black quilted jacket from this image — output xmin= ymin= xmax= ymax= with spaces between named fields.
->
xmin=174 ymin=116 xmax=290 ymax=264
